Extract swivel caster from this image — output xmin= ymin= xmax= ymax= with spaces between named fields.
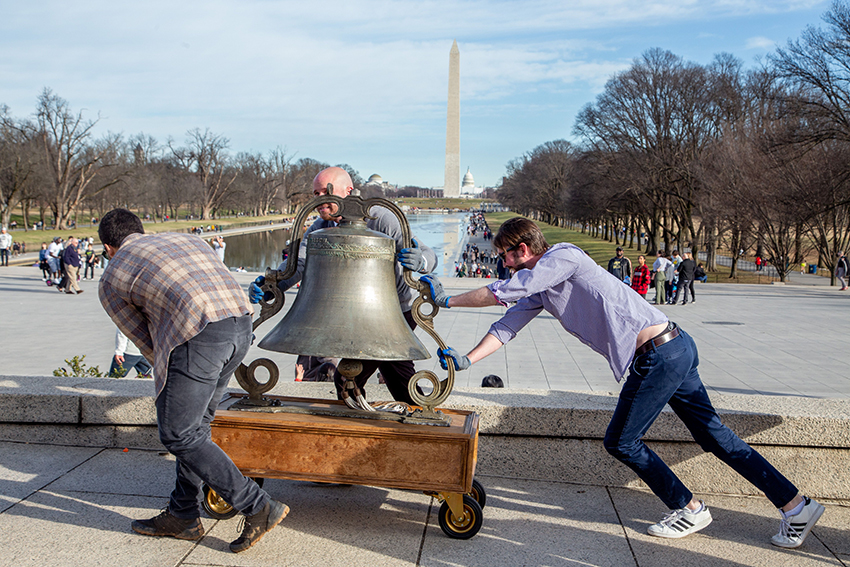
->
xmin=438 ymin=494 xmax=483 ymax=539
xmin=201 ymin=477 xmax=265 ymax=520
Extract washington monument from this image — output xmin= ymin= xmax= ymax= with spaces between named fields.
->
xmin=444 ymin=40 xmax=460 ymax=198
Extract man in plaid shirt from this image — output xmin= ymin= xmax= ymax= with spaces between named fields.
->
xmin=98 ymin=208 xmax=288 ymax=553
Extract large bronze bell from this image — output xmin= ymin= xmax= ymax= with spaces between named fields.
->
xmin=257 ymin=219 xmax=430 ymax=362
xmin=235 ymin=194 xmax=453 ymax=425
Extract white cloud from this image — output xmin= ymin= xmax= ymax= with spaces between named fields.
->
xmin=745 ymin=36 xmax=778 ymax=50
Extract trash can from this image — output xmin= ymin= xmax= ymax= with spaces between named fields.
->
xmin=809 ymin=264 xmax=818 ymax=274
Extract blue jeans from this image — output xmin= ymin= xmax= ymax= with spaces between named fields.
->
xmin=603 ymin=327 xmax=798 ymax=510
xmin=108 ymin=354 xmax=152 ymax=377
xmin=156 ymin=314 xmax=268 ymax=519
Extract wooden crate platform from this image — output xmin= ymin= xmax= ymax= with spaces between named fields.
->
xmin=211 ymin=394 xmax=479 ymax=494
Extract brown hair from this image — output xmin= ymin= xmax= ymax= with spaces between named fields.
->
xmin=493 ymin=217 xmax=549 ymax=256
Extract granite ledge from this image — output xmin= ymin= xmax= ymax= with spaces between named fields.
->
xmin=0 ymin=376 xmax=848 ymax=447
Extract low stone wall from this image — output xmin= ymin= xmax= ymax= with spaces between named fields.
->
xmin=1 ymin=376 xmax=848 ymax=501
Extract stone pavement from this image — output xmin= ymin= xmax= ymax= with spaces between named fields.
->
xmin=0 ymin=441 xmax=847 ymax=567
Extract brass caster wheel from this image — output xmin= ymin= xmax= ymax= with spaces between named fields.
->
xmin=438 ymin=494 xmax=483 ymax=539
xmin=201 ymin=478 xmax=265 ymax=520
xmin=468 ymin=478 xmax=487 ymax=509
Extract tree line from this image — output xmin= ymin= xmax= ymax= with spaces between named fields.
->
xmin=497 ymin=0 xmax=850 ymax=283
xmin=0 ymin=89 xmax=380 ymax=231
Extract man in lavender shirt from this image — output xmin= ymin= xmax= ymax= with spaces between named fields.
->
xmin=420 ymin=217 xmax=823 ymax=549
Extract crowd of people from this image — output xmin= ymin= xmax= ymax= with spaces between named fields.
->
xmin=189 ymin=224 xmax=224 ymax=235
xmin=35 ymin=235 xmax=103 ymax=294
xmin=455 ymin=213 xmax=510 ymax=279
xmin=606 ymin=244 xmax=706 ymax=305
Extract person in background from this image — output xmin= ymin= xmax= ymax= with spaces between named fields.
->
xmin=652 ymin=251 xmax=671 ymax=306
xmin=47 ymin=237 xmax=62 ymax=281
xmin=607 ymin=246 xmax=632 ymax=283
xmin=674 ymin=252 xmax=696 ymax=305
xmin=0 ymin=227 xmax=12 ymax=267
xmin=38 ymin=242 xmax=51 ymax=280
xmin=83 ymin=242 xmax=97 ymax=280
xmin=62 ymin=236 xmax=83 ymax=295
xmin=666 ymin=251 xmax=679 ymax=304
xmin=108 ymin=327 xmax=153 ymax=378
xmin=421 ymin=217 xmax=824 ymax=550
xmin=630 ymin=254 xmax=652 ymax=299
xmin=213 ymin=235 xmax=226 ymax=265
xmin=836 ymin=251 xmax=848 ymax=291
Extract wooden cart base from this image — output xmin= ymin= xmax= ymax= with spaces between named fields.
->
xmin=207 ymin=394 xmax=483 ymax=538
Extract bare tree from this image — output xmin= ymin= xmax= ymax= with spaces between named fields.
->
xmin=170 ymin=128 xmax=237 ymax=220
xmin=0 ymin=106 xmax=40 ymax=228
xmin=769 ymin=0 xmax=850 ymax=283
xmin=26 ymin=89 xmax=124 ymax=229
xmin=234 ymin=148 xmax=292 ymax=216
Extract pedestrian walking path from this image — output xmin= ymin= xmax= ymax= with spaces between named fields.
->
xmin=2 ymin=254 xmax=850 ymax=399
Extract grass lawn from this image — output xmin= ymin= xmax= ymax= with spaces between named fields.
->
xmin=481 ymin=212 xmax=785 ymax=284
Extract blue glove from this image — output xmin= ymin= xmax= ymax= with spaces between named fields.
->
xmin=420 ymin=274 xmax=450 ymax=308
xmin=398 ymin=238 xmax=426 ymax=272
xmin=438 ymin=347 xmax=471 ymax=371
xmin=248 ymin=276 xmax=273 ymax=304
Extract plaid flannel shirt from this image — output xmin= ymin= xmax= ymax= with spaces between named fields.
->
xmin=98 ymin=232 xmax=253 ymax=398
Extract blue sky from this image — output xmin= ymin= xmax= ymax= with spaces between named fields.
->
xmin=0 ymin=0 xmax=832 ymax=189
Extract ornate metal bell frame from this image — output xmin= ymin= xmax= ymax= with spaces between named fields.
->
xmin=231 ymin=195 xmax=455 ymax=426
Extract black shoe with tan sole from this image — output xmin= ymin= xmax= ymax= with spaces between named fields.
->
xmin=230 ymin=500 xmax=289 ymax=553
xmin=131 ymin=509 xmax=205 ymax=540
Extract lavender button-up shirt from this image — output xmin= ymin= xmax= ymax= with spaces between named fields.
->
xmin=486 ymin=243 xmax=668 ymax=381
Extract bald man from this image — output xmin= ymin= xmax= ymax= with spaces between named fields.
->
xmin=250 ymin=167 xmax=437 ymax=405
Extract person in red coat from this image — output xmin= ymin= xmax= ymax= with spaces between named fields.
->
xmin=631 ymin=254 xmax=652 ymax=298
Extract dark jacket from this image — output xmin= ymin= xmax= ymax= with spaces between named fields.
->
xmin=677 ymin=258 xmax=696 ymax=280
xmin=607 ymin=256 xmax=631 ymax=281
xmin=62 ymin=245 xmax=81 ymax=268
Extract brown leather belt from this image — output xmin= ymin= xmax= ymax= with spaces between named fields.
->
xmin=635 ymin=322 xmax=679 ymax=357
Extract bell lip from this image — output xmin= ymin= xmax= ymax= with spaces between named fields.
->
xmin=256 ymin=336 xmax=432 ymax=361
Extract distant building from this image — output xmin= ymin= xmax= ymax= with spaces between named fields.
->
xmin=416 ymin=187 xmax=443 ymax=198
xmin=452 ymin=167 xmax=484 ymax=198
xmin=462 ymin=168 xmax=475 ymax=193
xmin=365 ymin=173 xmax=394 ymax=194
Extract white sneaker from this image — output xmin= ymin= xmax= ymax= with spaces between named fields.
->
xmin=647 ymin=502 xmax=712 ymax=538
xmin=771 ymin=497 xmax=824 ymax=549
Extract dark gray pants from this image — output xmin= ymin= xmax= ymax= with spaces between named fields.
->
xmin=333 ymin=309 xmax=421 ymax=405
xmin=156 ymin=314 xmax=268 ymax=519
